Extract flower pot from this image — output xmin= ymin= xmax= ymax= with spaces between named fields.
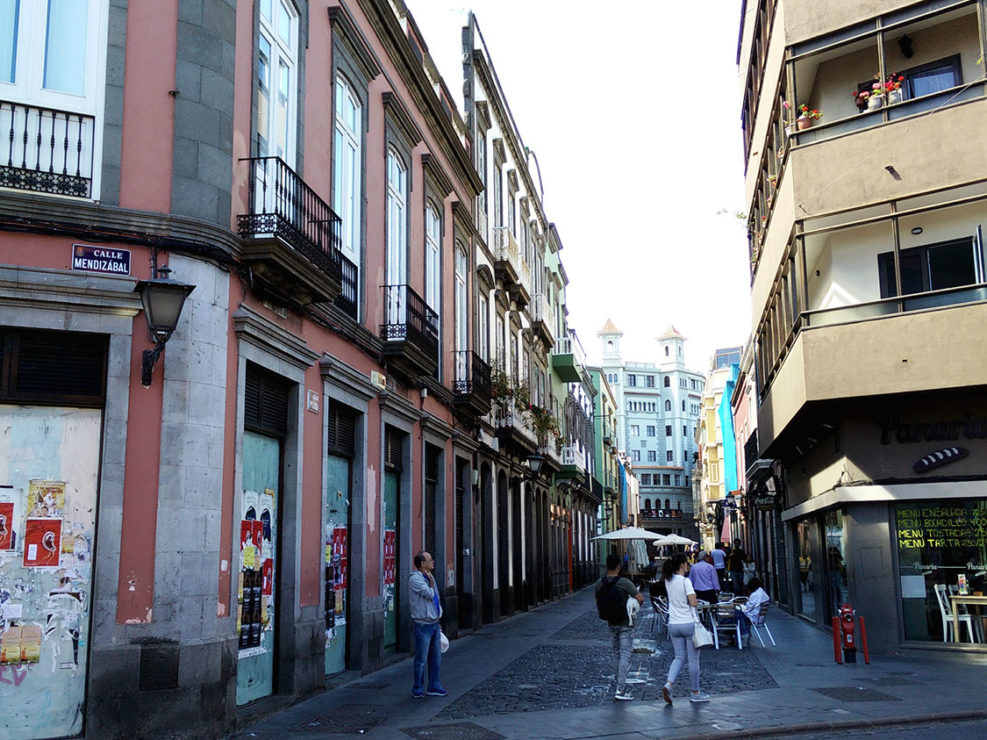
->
xmin=888 ymin=89 xmax=902 ymax=105
xmin=796 ymin=116 xmax=812 ymax=131
xmin=867 ymin=93 xmax=884 ymax=111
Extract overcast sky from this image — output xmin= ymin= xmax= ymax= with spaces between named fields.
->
xmin=404 ymin=0 xmax=752 ymax=371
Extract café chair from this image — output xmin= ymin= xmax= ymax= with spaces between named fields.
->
xmin=746 ymin=601 xmax=776 ymax=647
xmin=650 ymin=595 xmax=669 ymax=643
xmin=934 ymin=583 xmax=978 ymax=643
xmin=712 ymin=600 xmax=744 ymax=650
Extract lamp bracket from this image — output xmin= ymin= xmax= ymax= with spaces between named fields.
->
xmin=141 ymin=340 xmax=166 ymax=387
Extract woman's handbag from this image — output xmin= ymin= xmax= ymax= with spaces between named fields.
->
xmin=692 ymin=618 xmax=714 ymax=648
xmin=684 ymin=579 xmax=713 ymax=648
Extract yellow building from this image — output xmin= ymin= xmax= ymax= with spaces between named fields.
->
xmin=741 ymin=0 xmax=987 ymax=650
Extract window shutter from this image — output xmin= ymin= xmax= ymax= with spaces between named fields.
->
xmin=384 ymin=426 xmax=403 ymax=471
xmin=328 ymin=403 xmax=357 ymax=457
xmin=1 ymin=328 xmax=106 ymax=405
xmin=244 ymin=364 xmax=290 ymax=437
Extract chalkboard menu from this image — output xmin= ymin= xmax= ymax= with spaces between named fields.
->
xmin=896 ymin=502 xmax=987 ymax=550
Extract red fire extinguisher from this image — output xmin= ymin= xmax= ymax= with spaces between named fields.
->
xmin=838 ymin=603 xmax=857 ymax=662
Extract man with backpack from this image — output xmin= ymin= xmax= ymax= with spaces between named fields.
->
xmin=596 ymin=552 xmax=645 ymax=701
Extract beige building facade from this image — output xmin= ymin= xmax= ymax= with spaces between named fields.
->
xmin=740 ymin=0 xmax=987 ymax=649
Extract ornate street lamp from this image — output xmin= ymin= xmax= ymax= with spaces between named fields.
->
xmin=526 ymin=454 xmax=545 ymax=475
xmin=134 ymin=259 xmax=195 ymax=387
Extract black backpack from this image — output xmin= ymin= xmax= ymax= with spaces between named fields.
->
xmin=596 ymin=577 xmax=624 ymax=623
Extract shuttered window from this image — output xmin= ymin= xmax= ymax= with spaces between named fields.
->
xmin=384 ymin=425 xmax=403 ymax=472
xmin=327 ymin=402 xmax=358 ymax=457
xmin=0 ymin=328 xmax=107 ymax=405
xmin=244 ymin=363 xmax=291 ymax=437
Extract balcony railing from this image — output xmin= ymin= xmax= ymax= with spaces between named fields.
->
xmin=640 ymin=508 xmax=684 ymax=520
xmin=554 ymin=329 xmax=587 ymax=367
xmin=492 ymin=402 xmax=537 ymax=445
xmin=335 ymin=251 xmax=358 ymax=319
xmin=492 ymin=226 xmax=519 ymax=265
xmin=238 ymin=156 xmax=343 ymax=282
xmin=453 ymin=350 xmax=491 ymax=399
xmin=0 ymin=100 xmax=94 ymax=198
xmin=380 ymin=284 xmax=439 ymax=358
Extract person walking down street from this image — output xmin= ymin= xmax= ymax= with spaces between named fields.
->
xmin=409 ymin=551 xmax=446 ymax=698
xmin=596 ymin=552 xmax=644 ymax=702
xmin=711 ymin=542 xmax=728 ymax=591
xmin=728 ymin=539 xmax=747 ymax=594
xmin=661 ymin=553 xmax=710 ymax=705
xmin=688 ymin=550 xmax=720 ymax=605
xmin=743 ymin=553 xmax=757 ymax=584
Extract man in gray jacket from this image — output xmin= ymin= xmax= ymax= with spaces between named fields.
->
xmin=409 ymin=551 xmax=445 ymax=698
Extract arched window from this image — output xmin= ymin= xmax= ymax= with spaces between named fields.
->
xmin=664 ymin=498 xmax=671 ymax=509
xmin=644 ymin=498 xmax=652 ymax=509
xmin=665 ymin=400 xmax=671 ymax=412
xmin=663 ymin=376 xmax=670 ymax=387
xmin=665 ymin=346 xmax=670 ymax=357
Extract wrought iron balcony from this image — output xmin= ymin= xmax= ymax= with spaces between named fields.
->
xmin=453 ymin=350 xmax=492 ymax=416
xmin=380 ymin=284 xmax=439 ymax=380
xmin=492 ymin=398 xmax=538 ymax=454
xmin=0 ymin=100 xmax=94 ymax=198
xmin=334 ymin=251 xmax=358 ymax=320
xmin=238 ymin=156 xmax=343 ymax=305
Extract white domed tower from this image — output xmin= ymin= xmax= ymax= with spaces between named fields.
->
xmin=657 ymin=325 xmax=686 ymax=370
xmin=598 ymin=318 xmax=623 ymax=361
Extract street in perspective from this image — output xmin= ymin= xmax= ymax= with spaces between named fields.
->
xmin=1 ymin=0 xmax=987 ymax=739
xmin=232 ymin=587 xmax=987 ymax=739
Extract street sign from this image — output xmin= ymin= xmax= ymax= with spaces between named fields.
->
xmin=71 ymin=244 xmax=131 ymax=276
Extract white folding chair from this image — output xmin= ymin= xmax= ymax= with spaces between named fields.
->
xmin=747 ymin=601 xmax=776 ymax=647
xmin=650 ymin=596 xmax=669 ymax=643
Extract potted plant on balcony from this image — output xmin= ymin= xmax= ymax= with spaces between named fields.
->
xmin=795 ymin=103 xmax=822 ymax=130
xmin=529 ymin=405 xmax=560 ymax=448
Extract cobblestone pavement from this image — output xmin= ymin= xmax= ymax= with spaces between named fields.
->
xmin=232 ymin=587 xmax=987 ymax=740
xmin=438 ymin=602 xmax=777 ymax=719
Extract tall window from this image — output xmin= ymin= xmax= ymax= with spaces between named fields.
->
xmin=256 ymin=0 xmax=297 ymax=163
xmin=425 ymin=201 xmax=441 ymax=311
xmin=385 ymin=147 xmax=407 ymax=322
xmin=334 ymin=75 xmax=362 ymax=266
xmin=454 ymin=244 xmax=468 ymax=382
xmin=495 ymin=315 xmax=505 ymax=370
xmin=476 ymin=128 xmax=486 ymax=213
xmin=663 ymin=376 xmax=670 ymax=387
xmin=477 ymin=293 xmax=489 ymax=361
xmin=493 ymin=163 xmax=503 ymax=227
xmin=665 ymin=400 xmax=672 ymax=412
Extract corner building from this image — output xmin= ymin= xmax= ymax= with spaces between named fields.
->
xmin=740 ymin=0 xmax=987 ymax=650
xmin=0 ymin=0 xmax=499 ymax=737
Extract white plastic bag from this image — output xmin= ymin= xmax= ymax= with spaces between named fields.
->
xmin=439 ymin=630 xmax=449 ymax=653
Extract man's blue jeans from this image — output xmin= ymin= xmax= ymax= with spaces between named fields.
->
xmin=609 ymin=625 xmax=633 ymax=692
xmin=413 ymin=621 xmax=442 ymax=694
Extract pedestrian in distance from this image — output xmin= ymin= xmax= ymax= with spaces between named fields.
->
xmin=688 ymin=550 xmax=720 ymax=605
xmin=409 ymin=551 xmax=446 ymax=698
xmin=661 ymin=552 xmax=710 ymax=705
xmin=743 ymin=553 xmax=757 ymax=584
xmin=728 ymin=538 xmax=747 ymax=594
xmin=596 ymin=552 xmax=645 ymax=702
xmin=711 ymin=542 xmax=728 ymax=591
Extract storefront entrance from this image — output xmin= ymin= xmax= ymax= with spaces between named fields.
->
xmin=0 ymin=405 xmax=101 ymax=740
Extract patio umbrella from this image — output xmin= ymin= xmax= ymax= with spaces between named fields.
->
xmin=652 ymin=533 xmax=698 ymax=547
xmin=592 ymin=526 xmax=662 ymax=541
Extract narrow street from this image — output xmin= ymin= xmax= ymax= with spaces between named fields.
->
xmin=232 ymin=587 xmax=987 ymax=739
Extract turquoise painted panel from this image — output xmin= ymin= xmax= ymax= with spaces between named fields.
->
xmin=382 ymin=471 xmax=398 ymax=655
xmin=236 ymin=431 xmax=280 ymax=706
xmin=324 ymin=454 xmax=349 ymax=675
xmin=0 ymin=405 xmax=101 ymax=740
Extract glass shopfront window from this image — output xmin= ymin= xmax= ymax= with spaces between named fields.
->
xmin=796 ymin=519 xmax=821 ymax=620
xmin=824 ymin=510 xmax=849 ymax=617
xmin=896 ymin=499 xmax=987 ymax=643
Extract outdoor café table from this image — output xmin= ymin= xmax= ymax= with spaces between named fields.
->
xmin=950 ymin=593 xmax=987 ymax=643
